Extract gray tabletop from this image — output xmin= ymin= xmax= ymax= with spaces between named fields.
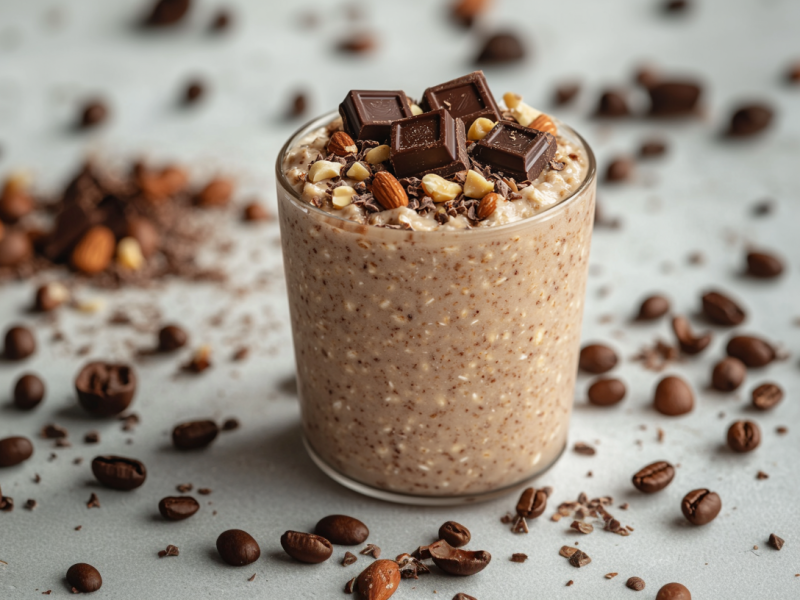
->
xmin=1 ymin=0 xmax=799 ymax=597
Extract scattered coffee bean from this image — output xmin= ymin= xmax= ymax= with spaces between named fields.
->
xmin=356 ymin=559 xmax=400 ymax=600
xmin=768 ymin=533 xmax=784 ymax=551
xmin=702 ymin=291 xmax=746 ymax=326
xmin=570 ymin=520 xmax=593 ymax=534
xmin=0 ymin=496 xmax=14 ymax=511
xmin=640 ymin=140 xmax=668 ymax=158
xmin=289 ymin=92 xmax=307 ymax=118
xmin=84 ymin=431 xmax=100 ymax=444
xmin=653 ymin=375 xmax=694 ymax=416
xmin=605 ymin=157 xmax=634 ymax=182
xmin=474 ymin=32 xmax=525 ymax=65
xmin=637 ymin=294 xmax=670 ymax=320
xmin=728 ymin=103 xmax=773 ymax=137
xmin=746 ymin=251 xmax=783 ymax=278
xmin=360 ymin=544 xmax=381 ymax=558
xmin=632 ymin=460 xmax=675 ymax=493
xmin=3 ymin=325 xmax=36 ymax=360
xmin=573 ymin=442 xmax=596 ymax=456
xmin=429 ymin=540 xmax=491 ymax=576
xmin=595 ymin=90 xmax=630 ymax=117
xmin=751 ymin=382 xmax=783 ymax=410
xmin=439 ymin=521 xmax=471 ymax=548
xmin=338 ymin=32 xmax=376 ymax=54
xmin=579 ymin=343 xmax=617 ymax=374
xmin=24 ymin=498 xmax=37 ymax=510
xmin=756 ymin=470 xmax=769 ymax=480
xmin=86 ymin=493 xmax=101 ymax=509
xmin=656 ymin=582 xmax=692 ymax=600
xmin=342 ymin=551 xmax=358 ymax=566
xmin=727 ymin=420 xmax=761 ymax=453
xmin=220 ymin=418 xmax=240 ymax=432
xmin=681 ymin=489 xmax=721 ymax=526
xmin=726 ymin=335 xmax=775 ymax=368
xmin=42 ymin=424 xmax=67 ymax=439
xmin=672 ymin=316 xmax=711 ymax=355
xmin=516 ymin=487 xmax=547 ymax=519
xmin=711 ymin=357 xmax=746 ymax=392
xmin=13 ymin=373 xmax=45 ymax=410
xmin=79 ymin=100 xmax=108 ymax=129
xmin=216 ymin=529 xmax=261 ymax=566
xmin=587 ymin=377 xmax=626 ymax=406
xmin=158 ymin=324 xmax=188 ymax=351
xmin=280 ymin=531 xmax=333 ymax=564
xmin=315 ymin=514 xmax=369 ymax=545
xmin=143 ymin=0 xmax=190 ymax=27
xmin=510 ymin=553 xmax=528 ymax=562
xmin=158 ymin=544 xmax=180 ymax=558
xmin=183 ymin=80 xmax=204 ymax=105
xmin=66 ymin=563 xmax=102 ymax=593
xmin=197 ymin=487 xmax=212 ymax=495
xmin=75 ymin=362 xmax=137 ymax=417
xmin=626 ymin=576 xmax=646 ymax=591
xmin=172 ymin=420 xmax=219 ymax=450
xmin=554 ymin=82 xmax=580 ymax=106
xmin=0 ymin=229 xmax=33 ymax=267
xmin=243 ymin=202 xmax=270 ymax=222
xmin=158 ymin=496 xmax=199 ymax=521
xmin=648 ymin=81 xmax=701 ymax=116
xmin=0 ymin=436 xmax=33 ymax=467
xmin=91 ymin=455 xmax=147 ymax=490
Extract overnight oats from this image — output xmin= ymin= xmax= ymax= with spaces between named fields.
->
xmin=277 ymin=72 xmax=596 ymax=503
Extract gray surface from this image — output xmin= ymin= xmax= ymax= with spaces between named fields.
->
xmin=1 ymin=0 xmax=799 ymax=597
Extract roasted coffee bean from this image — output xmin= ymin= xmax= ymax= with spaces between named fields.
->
xmin=587 ymin=377 xmax=626 ymax=406
xmin=315 ymin=514 xmax=369 ymax=545
xmin=516 ymin=487 xmax=547 ymax=519
xmin=0 ymin=436 xmax=34 ymax=467
xmin=75 ymin=362 xmax=137 ymax=417
xmin=4 ymin=325 xmax=36 ymax=360
xmin=636 ymin=294 xmax=670 ymax=320
xmin=728 ymin=104 xmax=773 ymax=137
xmin=702 ymin=291 xmax=745 ymax=326
xmin=216 ymin=529 xmax=261 ymax=566
xmin=751 ymin=382 xmax=783 ymax=410
xmin=66 ymin=563 xmax=102 ymax=593
xmin=653 ymin=375 xmax=694 ymax=416
xmin=632 ymin=460 xmax=675 ymax=493
xmin=356 ymin=559 xmax=401 ymax=600
xmin=579 ymin=344 xmax=617 ymax=374
xmin=158 ymin=324 xmax=188 ymax=351
xmin=640 ymin=139 xmax=668 ymax=158
xmin=595 ymin=90 xmax=630 ymax=117
xmin=91 ymin=455 xmax=147 ymax=490
xmin=172 ymin=420 xmax=219 ymax=450
xmin=656 ymin=582 xmax=692 ymax=600
xmin=554 ymin=82 xmax=580 ymax=106
xmin=746 ymin=251 xmax=783 ymax=278
xmin=727 ymin=420 xmax=761 ymax=453
xmin=439 ymin=521 xmax=471 ymax=548
xmin=605 ymin=157 xmax=634 ymax=182
xmin=144 ymin=0 xmax=191 ymax=27
xmin=626 ymin=576 xmax=646 ymax=591
xmin=429 ymin=540 xmax=491 ymax=576
xmin=13 ymin=373 xmax=45 ymax=410
xmin=80 ymin=100 xmax=108 ymax=129
xmin=648 ymin=81 xmax=701 ymax=116
xmin=280 ymin=531 xmax=333 ymax=563
xmin=726 ymin=335 xmax=775 ymax=368
xmin=158 ymin=496 xmax=200 ymax=521
xmin=672 ymin=316 xmax=711 ymax=355
xmin=681 ymin=489 xmax=721 ymax=526
xmin=711 ymin=357 xmax=746 ymax=392
xmin=474 ymin=32 xmax=525 ymax=65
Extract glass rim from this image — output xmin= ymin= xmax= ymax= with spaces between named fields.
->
xmin=274 ymin=110 xmax=597 ymax=236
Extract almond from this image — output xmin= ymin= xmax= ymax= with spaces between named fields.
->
xmin=137 ymin=165 xmax=188 ymax=202
xmin=477 ymin=192 xmax=501 ymax=219
xmin=71 ymin=226 xmax=115 ymax=275
xmin=197 ymin=178 xmax=234 ymax=207
xmin=328 ymin=131 xmax=357 ymax=156
xmin=530 ymin=114 xmax=558 ymax=136
xmin=356 ymin=559 xmax=401 ymax=600
xmin=370 ymin=172 xmax=408 ymax=210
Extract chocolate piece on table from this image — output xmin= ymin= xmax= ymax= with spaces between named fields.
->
xmin=648 ymin=81 xmax=702 ymax=116
xmin=339 ymin=90 xmax=413 ymax=141
xmin=390 ymin=109 xmax=469 ymax=179
xmin=471 ymin=121 xmax=556 ymax=182
xmin=420 ymin=71 xmax=501 ymax=130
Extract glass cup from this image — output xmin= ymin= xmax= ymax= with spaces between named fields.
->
xmin=276 ymin=111 xmax=597 ymax=505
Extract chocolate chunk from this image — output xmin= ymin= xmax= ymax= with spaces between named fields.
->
xmin=337 ymin=32 xmax=376 ymax=54
xmin=472 ymin=121 xmax=556 ymax=181
xmin=158 ymin=544 xmax=180 ymax=558
xmin=0 ymin=496 xmax=14 ymax=512
xmin=516 ymin=487 xmax=547 ymax=519
xmin=702 ymin=291 xmax=746 ymax=326
xmin=587 ymin=377 xmax=626 ymax=406
xmin=728 ymin=104 xmax=774 ymax=137
xmin=632 ymin=461 xmax=675 ymax=493
xmin=280 ymin=531 xmax=333 ymax=563
xmin=91 ymin=455 xmax=147 ymax=490
xmin=209 ymin=9 xmax=231 ymax=32
xmin=439 ymin=521 xmax=471 ymax=548
xmin=75 ymin=362 xmax=137 ymax=417
xmin=143 ymin=0 xmax=190 ymax=27
xmin=221 ymin=417 xmax=240 ymax=431
xmin=339 ymin=90 xmax=413 ymax=141
xmin=672 ymin=316 xmax=711 ymax=355
xmin=746 ymin=251 xmax=783 ymax=278
xmin=726 ymin=335 xmax=775 ymax=368
xmin=595 ymin=90 xmax=630 ymax=117
xmin=626 ymin=577 xmax=646 ymax=591
xmin=727 ymin=420 xmax=761 ymax=453
xmin=605 ymin=157 xmax=634 ymax=182
xmin=640 ymin=139 xmax=668 ymax=157
xmin=79 ymin=100 xmax=108 ymax=129
xmin=158 ymin=496 xmax=200 ymax=521
xmin=4 ymin=325 xmax=36 ymax=360
xmin=66 ymin=563 xmax=102 ymax=594
xmin=768 ymin=533 xmax=784 ymax=551
xmin=573 ymin=442 xmax=596 ymax=456
xmin=216 ymin=529 xmax=261 ymax=566
xmin=656 ymin=583 xmax=692 ymax=600
xmin=315 ymin=515 xmax=369 ymax=545
xmin=663 ymin=0 xmax=690 ymax=12
xmin=184 ymin=80 xmax=204 ymax=105
xmin=648 ymin=81 xmax=702 ymax=116
xmin=84 ymin=431 xmax=100 ymax=444
xmin=158 ymin=324 xmax=188 ymax=351
xmin=42 ymin=424 xmax=68 ymax=439
xmin=390 ymin=109 xmax=469 ymax=179
xmin=579 ymin=343 xmax=618 ymax=374
xmin=420 ymin=71 xmax=501 ymax=130
xmin=554 ymin=82 xmax=581 ymax=106
xmin=0 ymin=436 xmax=34 ymax=467
xmin=681 ymin=489 xmax=721 ymax=526
xmin=653 ymin=375 xmax=694 ymax=416
xmin=13 ymin=373 xmax=45 ymax=410
xmin=289 ymin=92 xmax=307 ymax=119
xmin=429 ymin=540 xmax=491 ymax=576
xmin=475 ymin=32 xmax=525 ymax=65
xmin=172 ymin=420 xmax=219 ymax=450
xmin=711 ymin=357 xmax=746 ymax=392
xmin=637 ymin=294 xmax=670 ymax=320
xmin=752 ymin=382 xmax=783 ymax=410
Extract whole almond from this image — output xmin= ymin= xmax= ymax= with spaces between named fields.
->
xmin=477 ymin=192 xmax=501 ymax=219
xmin=370 ymin=172 xmax=408 ymax=210
xmin=197 ymin=178 xmax=234 ymax=207
xmin=356 ymin=559 xmax=401 ymax=600
xmin=71 ymin=226 xmax=115 ymax=275
xmin=530 ymin=114 xmax=558 ymax=136
xmin=328 ymin=131 xmax=357 ymax=156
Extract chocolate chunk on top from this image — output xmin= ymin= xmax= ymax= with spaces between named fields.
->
xmin=471 ymin=121 xmax=556 ymax=181
xmin=339 ymin=90 xmax=413 ymax=141
xmin=420 ymin=71 xmax=501 ymax=130
xmin=390 ymin=109 xmax=469 ymax=179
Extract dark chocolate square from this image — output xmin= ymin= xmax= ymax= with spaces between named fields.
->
xmin=420 ymin=71 xmax=502 ymax=130
xmin=471 ymin=121 xmax=557 ymax=182
xmin=339 ymin=90 xmax=413 ymax=141
xmin=390 ymin=108 xmax=469 ymax=179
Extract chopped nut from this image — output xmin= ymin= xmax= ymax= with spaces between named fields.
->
xmin=74 ymin=297 xmax=106 ymax=313
xmin=504 ymin=92 xmax=541 ymax=127
xmin=421 ymin=174 xmax=462 ymax=203
xmin=116 ymin=237 xmax=144 ymax=270
xmin=308 ymin=160 xmax=343 ymax=183
xmin=365 ymin=144 xmax=391 ymax=165
xmin=332 ymin=186 xmax=357 ymax=209
xmin=346 ymin=162 xmax=371 ymax=182
xmin=468 ymin=117 xmax=496 ymax=141
xmin=328 ymin=131 xmax=357 ymax=156
xmin=463 ymin=169 xmax=495 ymax=199
xmin=503 ymin=92 xmax=522 ymax=109
xmin=410 ymin=104 xmax=423 ymax=116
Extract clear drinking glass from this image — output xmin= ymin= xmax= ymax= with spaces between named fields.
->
xmin=276 ymin=111 xmax=597 ymax=505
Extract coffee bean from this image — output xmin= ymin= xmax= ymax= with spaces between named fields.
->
xmin=587 ymin=378 xmax=626 ymax=406
xmin=672 ymin=316 xmax=711 ymax=355
xmin=726 ymin=335 xmax=775 ymax=368
xmin=636 ymin=294 xmax=670 ymax=320
xmin=159 ymin=324 xmax=188 ymax=352
xmin=516 ymin=486 xmax=547 ymax=519
xmin=91 ymin=455 xmax=147 ymax=490
xmin=579 ymin=344 xmax=617 ymax=374
xmin=75 ymin=362 xmax=137 ymax=417
xmin=0 ymin=436 xmax=34 ymax=467
xmin=768 ymin=533 xmax=784 ymax=551
xmin=648 ymin=81 xmax=701 ymax=116
xmin=702 ymin=291 xmax=745 ymax=326
xmin=243 ymin=202 xmax=270 ymax=222
xmin=356 ymin=559 xmax=401 ymax=600
xmin=711 ymin=357 xmax=746 ymax=392
xmin=221 ymin=417 xmax=240 ymax=431
xmin=727 ymin=420 xmax=761 ymax=453
xmin=746 ymin=251 xmax=783 ymax=278
xmin=752 ymin=382 xmax=783 ymax=410
xmin=681 ymin=488 xmax=721 ymax=526
xmin=4 ymin=325 xmax=36 ymax=360
xmin=653 ymin=375 xmax=694 ymax=416
xmin=79 ymin=100 xmax=108 ymax=129
xmin=605 ymin=157 xmax=634 ymax=182
xmin=554 ymin=82 xmax=580 ymax=106
xmin=632 ymin=460 xmax=675 ymax=493
xmin=429 ymin=540 xmax=491 ymax=576
xmin=158 ymin=496 xmax=199 ymax=521
xmin=66 ymin=563 xmax=102 ymax=593
xmin=13 ymin=373 xmax=45 ymax=410
xmin=438 ymin=521 xmax=471 ymax=548
xmin=728 ymin=104 xmax=773 ymax=137
xmin=656 ymin=582 xmax=692 ymax=600
xmin=639 ymin=140 xmax=668 ymax=158
xmin=184 ymin=81 xmax=204 ymax=105
xmin=0 ymin=229 xmax=33 ymax=267
xmin=144 ymin=0 xmax=191 ymax=27
xmin=626 ymin=576 xmax=646 ymax=591
xmin=172 ymin=420 xmax=219 ymax=450
xmin=280 ymin=531 xmax=333 ymax=563
xmin=474 ymin=32 xmax=525 ymax=65
xmin=216 ymin=529 xmax=261 ymax=566
xmin=595 ymin=90 xmax=630 ymax=117
xmin=315 ymin=514 xmax=369 ymax=546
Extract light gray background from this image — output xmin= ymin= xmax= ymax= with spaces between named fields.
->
xmin=1 ymin=0 xmax=799 ymax=597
